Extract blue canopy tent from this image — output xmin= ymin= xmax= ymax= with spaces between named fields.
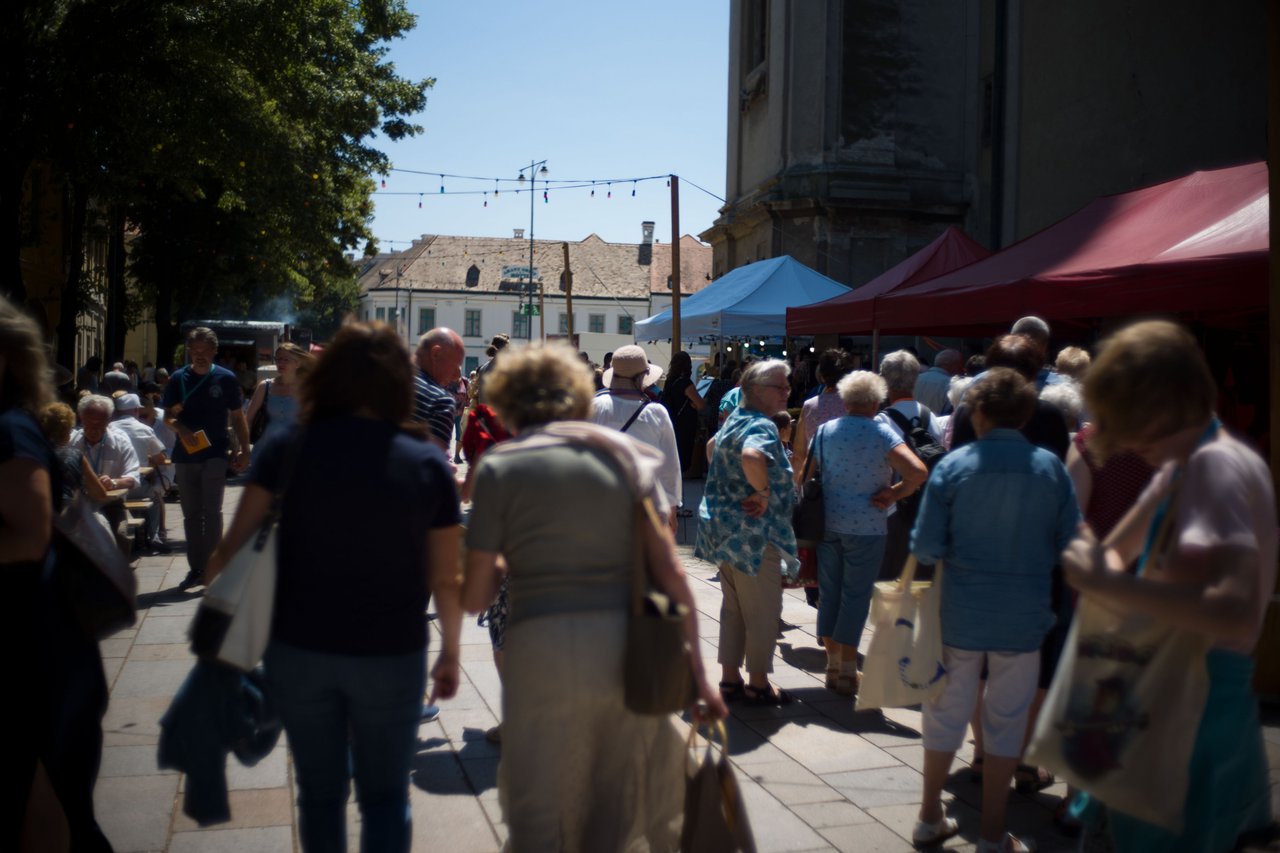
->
xmin=635 ymin=255 xmax=851 ymax=339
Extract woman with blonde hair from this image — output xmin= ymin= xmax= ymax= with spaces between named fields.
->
xmin=462 ymin=341 xmax=725 ymax=851
xmin=1061 ymin=320 xmax=1273 ymax=852
xmin=245 ymin=341 xmax=312 ymax=443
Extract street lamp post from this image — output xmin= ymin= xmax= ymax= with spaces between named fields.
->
xmin=516 ymin=160 xmax=548 ymax=340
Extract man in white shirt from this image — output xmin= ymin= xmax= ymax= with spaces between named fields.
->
xmin=72 ymin=394 xmax=141 ymax=555
xmin=590 ymin=345 xmax=682 ymax=530
xmin=113 ymin=394 xmax=171 ymax=551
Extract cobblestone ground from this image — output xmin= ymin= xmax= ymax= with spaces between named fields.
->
xmin=90 ymin=477 xmax=1280 ymax=852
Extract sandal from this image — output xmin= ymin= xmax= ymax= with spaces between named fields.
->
xmin=835 ymin=672 xmax=858 ymax=697
xmin=742 ymin=684 xmax=793 ymax=706
xmin=912 ymin=815 xmax=960 ymax=848
xmin=719 ymin=680 xmax=746 ymax=702
xmin=825 ymin=668 xmax=840 ymax=689
xmin=1014 ymin=763 xmax=1055 ymax=793
xmin=969 ymin=756 xmax=984 ymax=783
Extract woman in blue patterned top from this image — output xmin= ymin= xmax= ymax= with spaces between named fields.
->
xmin=811 ymin=370 xmax=927 ymax=696
xmin=696 ymin=359 xmax=798 ymax=705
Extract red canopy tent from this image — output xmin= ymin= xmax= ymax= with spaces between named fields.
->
xmin=785 ymin=226 xmax=990 ymax=335
xmin=869 ymin=161 xmax=1268 ymax=335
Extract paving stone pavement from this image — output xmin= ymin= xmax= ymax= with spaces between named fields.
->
xmin=90 ymin=477 xmax=1280 ymax=852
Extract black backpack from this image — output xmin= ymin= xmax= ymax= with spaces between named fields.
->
xmin=883 ymin=405 xmax=946 ymax=522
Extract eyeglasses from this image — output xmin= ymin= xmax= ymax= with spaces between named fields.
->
xmin=761 ymin=384 xmax=790 ymax=392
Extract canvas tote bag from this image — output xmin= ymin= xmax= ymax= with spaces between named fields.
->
xmin=1026 ymin=479 xmax=1211 ymax=831
xmin=856 ymin=555 xmax=947 ymax=711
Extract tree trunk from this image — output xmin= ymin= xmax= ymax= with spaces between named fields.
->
xmin=1 ymin=165 xmax=27 ymax=306
xmin=105 ymin=205 xmax=126 ymax=362
xmin=55 ymin=181 xmax=89 ymax=370
xmin=155 ymin=258 xmax=177 ymax=369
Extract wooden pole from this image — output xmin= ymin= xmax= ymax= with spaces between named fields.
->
xmin=670 ymin=175 xmax=682 ymax=356
xmin=562 ymin=242 xmax=573 ymax=338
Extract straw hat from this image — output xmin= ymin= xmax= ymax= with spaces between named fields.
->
xmin=602 ymin=344 xmax=663 ymax=388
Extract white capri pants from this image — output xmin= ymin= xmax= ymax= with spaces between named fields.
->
xmin=922 ymin=646 xmax=1039 ymax=758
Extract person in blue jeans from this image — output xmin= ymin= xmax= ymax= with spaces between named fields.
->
xmin=206 ymin=322 xmax=463 ymax=853
xmin=810 ymin=370 xmax=927 ymax=695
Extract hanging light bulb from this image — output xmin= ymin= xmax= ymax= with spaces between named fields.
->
xmin=631 ymin=181 xmax=636 ymax=197
xmin=543 ymin=190 xmax=548 ymax=203
xmin=418 ymin=194 xmax=423 ymax=209
xmin=590 ymin=181 xmax=595 ymax=197
xmin=439 ymin=174 xmax=445 ymax=193
xmin=607 ymin=183 xmax=612 ymax=199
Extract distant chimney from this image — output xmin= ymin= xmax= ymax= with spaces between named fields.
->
xmin=641 ymin=221 xmax=655 ymax=245
xmin=514 ymin=228 xmax=525 ymax=239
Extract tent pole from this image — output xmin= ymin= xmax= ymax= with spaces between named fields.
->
xmin=871 ymin=327 xmax=880 ymax=370
xmin=671 ymin=175 xmax=682 ymax=358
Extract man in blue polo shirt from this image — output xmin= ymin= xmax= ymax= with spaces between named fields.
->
xmin=163 ymin=326 xmax=251 ymax=588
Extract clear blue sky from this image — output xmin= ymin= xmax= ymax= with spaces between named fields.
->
xmin=367 ymin=0 xmax=729 ymax=252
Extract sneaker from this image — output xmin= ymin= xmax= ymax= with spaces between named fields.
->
xmin=977 ymin=833 xmax=1036 ymax=853
xmin=421 ymin=704 xmax=441 ymax=722
xmin=178 ymin=570 xmax=203 ymax=590
xmin=146 ymin=538 xmax=172 ymax=554
xmin=912 ymin=816 xmax=960 ymax=848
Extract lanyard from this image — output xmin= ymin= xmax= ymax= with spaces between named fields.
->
xmin=179 ymin=368 xmax=212 ymax=403
xmin=1137 ymin=417 xmax=1220 ymax=575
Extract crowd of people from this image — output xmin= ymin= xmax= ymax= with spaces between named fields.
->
xmin=5 ymin=288 xmax=1275 ymax=853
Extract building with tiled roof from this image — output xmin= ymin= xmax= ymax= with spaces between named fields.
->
xmin=357 ymin=223 xmax=712 ymax=371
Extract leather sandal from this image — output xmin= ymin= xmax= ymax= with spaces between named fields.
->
xmin=743 ymin=684 xmax=793 ymax=706
xmin=1014 ymin=763 xmax=1055 ymax=793
xmin=825 ymin=668 xmax=840 ymax=689
xmin=719 ymin=680 xmax=746 ymax=702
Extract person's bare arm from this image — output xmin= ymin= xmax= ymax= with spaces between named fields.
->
xmin=229 ymin=409 xmax=251 ymax=472
xmin=0 ymin=459 xmax=52 ymax=563
xmin=684 ymin=383 xmax=707 ymax=412
xmin=639 ymin=497 xmax=728 ymax=722
xmin=203 ymin=483 xmax=273 ymax=583
xmin=1065 ymin=441 xmax=1092 ymax=513
xmin=462 ymin=549 xmax=503 ymax=614
xmin=1064 ymin=527 xmax=1260 ymax=645
xmin=80 ymin=454 xmax=110 ymax=502
xmin=871 ymin=445 xmax=929 ymax=509
xmin=427 ymin=525 xmax=463 ymax=702
xmin=245 ymin=382 xmax=267 ymax=430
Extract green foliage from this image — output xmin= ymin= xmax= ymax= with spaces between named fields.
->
xmin=3 ymin=0 xmax=432 ymax=352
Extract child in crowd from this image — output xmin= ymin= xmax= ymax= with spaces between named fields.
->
xmin=771 ymin=410 xmax=794 ymax=460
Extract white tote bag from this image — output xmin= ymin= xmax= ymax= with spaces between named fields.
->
xmin=189 ymin=522 xmax=278 ymax=671
xmin=856 ymin=556 xmax=947 ymax=711
xmin=1025 ymin=595 xmax=1210 ymax=830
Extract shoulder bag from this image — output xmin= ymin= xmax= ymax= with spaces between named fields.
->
xmin=249 ymin=380 xmax=271 ymax=444
xmin=856 ymin=555 xmax=947 ymax=710
xmin=1026 ymin=469 xmax=1210 ymax=831
xmin=189 ymin=430 xmax=302 ymax=671
xmin=52 ymin=495 xmax=137 ymax=639
xmin=624 ymin=494 xmax=696 ymax=715
xmin=791 ymin=428 xmax=825 ymax=546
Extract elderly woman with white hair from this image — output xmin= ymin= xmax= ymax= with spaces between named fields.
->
xmin=811 ymin=371 xmax=927 ymax=694
xmin=696 ymin=358 xmax=799 ymax=705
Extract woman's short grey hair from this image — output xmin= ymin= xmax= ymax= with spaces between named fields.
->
xmin=740 ymin=358 xmax=789 ymax=409
xmin=836 ymin=371 xmax=886 ymax=412
xmin=879 ymin=350 xmax=921 ymax=395
xmin=1040 ymin=379 xmax=1084 ymax=431
xmin=78 ymin=394 xmax=115 ymax=418
xmin=947 ymin=375 xmax=975 ymax=410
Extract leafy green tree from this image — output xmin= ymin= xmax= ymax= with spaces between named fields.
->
xmin=3 ymin=0 xmax=432 ymax=364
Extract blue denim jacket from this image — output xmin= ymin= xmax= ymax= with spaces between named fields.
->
xmin=910 ymin=429 xmax=1080 ymax=652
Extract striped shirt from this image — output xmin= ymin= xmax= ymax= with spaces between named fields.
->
xmin=413 ymin=369 xmax=456 ymax=447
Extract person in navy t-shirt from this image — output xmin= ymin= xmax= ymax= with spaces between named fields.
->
xmin=162 ymin=326 xmax=249 ymax=588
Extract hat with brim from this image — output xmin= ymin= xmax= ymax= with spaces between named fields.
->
xmin=602 ymin=344 xmax=663 ymax=388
